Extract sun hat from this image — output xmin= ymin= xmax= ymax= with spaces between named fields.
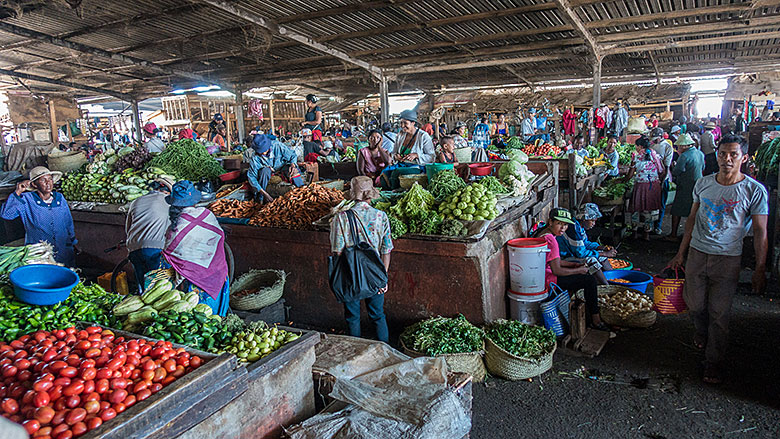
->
xmin=704 ymin=121 xmax=717 ymax=130
xmin=670 ymin=125 xmax=681 ymax=134
xmin=455 ymin=121 xmax=467 ymax=129
xmin=143 ymin=122 xmax=157 ymax=136
xmin=549 ymin=207 xmax=574 ymax=224
xmin=153 ymin=177 xmax=175 ymax=192
xmin=29 ymin=166 xmax=62 ymax=184
xmin=580 ymin=203 xmax=603 ymax=220
xmin=346 ymin=176 xmax=380 ymax=201
xmin=399 ymin=109 xmax=418 ymax=122
xmin=252 ymin=134 xmax=272 ymax=154
xmin=674 ymin=133 xmax=696 ymax=146
xmin=301 ymin=128 xmax=313 ymax=136
xmin=165 ymin=180 xmax=202 ymax=207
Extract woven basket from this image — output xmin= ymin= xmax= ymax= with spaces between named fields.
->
xmin=229 ymin=269 xmax=286 ymax=311
xmin=400 ymin=338 xmax=486 ymax=382
xmin=454 ymin=147 xmax=472 ymax=163
xmin=484 ymin=337 xmax=555 ymax=381
xmin=47 ymin=150 xmax=87 ymax=173
xmin=596 ymin=285 xmax=657 ymax=328
xmin=399 ymin=173 xmax=427 ymax=190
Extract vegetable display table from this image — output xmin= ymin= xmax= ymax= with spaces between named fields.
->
xmin=70 ymin=164 xmax=557 ymax=330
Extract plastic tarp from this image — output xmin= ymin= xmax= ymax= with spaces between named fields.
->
xmin=289 ymin=338 xmax=471 ymax=439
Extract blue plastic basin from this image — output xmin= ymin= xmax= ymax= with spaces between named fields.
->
xmin=9 ymin=264 xmax=79 ymax=305
xmin=603 ymin=270 xmax=653 ymax=294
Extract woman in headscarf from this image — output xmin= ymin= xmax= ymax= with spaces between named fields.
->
xmin=247 ymin=134 xmax=302 ymax=203
xmin=162 ymin=181 xmax=229 ymax=316
xmin=143 ymin=123 xmax=165 ymax=153
xmin=380 ymin=109 xmax=435 ymax=189
xmin=301 ymin=94 xmax=323 ymax=141
xmin=357 ymin=129 xmax=391 ymax=185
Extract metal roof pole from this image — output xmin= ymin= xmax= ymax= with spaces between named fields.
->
xmin=379 ymin=75 xmax=389 ymax=124
xmin=131 ymin=100 xmax=142 ymax=145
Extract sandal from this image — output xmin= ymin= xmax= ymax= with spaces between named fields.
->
xmin=703 ymin=366 xmax=722 ymax=384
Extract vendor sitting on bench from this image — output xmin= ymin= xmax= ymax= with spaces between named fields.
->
xmin=247 ymin=134 xmax=303 ymax=203
xmin=557 ymin=203 xmax=617 ymax=285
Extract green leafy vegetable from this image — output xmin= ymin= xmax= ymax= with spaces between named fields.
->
xmin=484 ymin=319 xmax=556 ymax=359
xmin=439 ymin=218 xmax=467 ymax=236
xmin=401 ymin=315 xmax=484 ymax=356
xmin=388 ymin=214 xmax=408 ymax=239
xmin=478 ymin=176 xmax=510 ymax=195
xmin=593 ymin=179 xmax=634 ymax=199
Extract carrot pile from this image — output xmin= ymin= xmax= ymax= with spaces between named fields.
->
xmin=249 ymin=184 xmax=344 ymax=230
xmin=208 ymin=199 xmax=260 ymax=218
xmin=608 ymin=258 xmax=631 ymax=269
xmin=611 ymin=278 xmax=631 ymax=284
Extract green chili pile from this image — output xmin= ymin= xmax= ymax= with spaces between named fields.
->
xmin=400 ymin=315 xmax=484 ymax=356
xmin=478 ymin=176 xmax=510 ymax=195
xmin=484 ymin=320 xmax=556 ymax=359
xmin=148 ymin=139 xmax=226 ymax=181
xmin=0 ymin=282 xmax=123 ymax=341
xmin=143 ymin=310 xmax=232 ymax=352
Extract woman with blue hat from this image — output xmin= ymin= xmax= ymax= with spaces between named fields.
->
xmin=247 ymin=133 xmax=303 ymax=203
xmin=161 ymin=180 xmax=230 ymax=316
xmin=379 ymin=109 xmax=434 ymax=190
xmin=558 ymin=203 xmax=618 ymax=285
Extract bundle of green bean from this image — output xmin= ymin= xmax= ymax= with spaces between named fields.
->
xmin=428 ymin=170 xmax=466 ymax=201
xmin=148 ymin=139 xmax=226 ymax=181
xmin=400 ymin=315 xmax=484 ymax=356
xmin=484 ymin=320 xmax=556 ymax=359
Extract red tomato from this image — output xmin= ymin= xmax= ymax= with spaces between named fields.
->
xmin=130 ymin=369 xmax=141 ymax=380
xmin=59 ymin=367 xmax=78 ymax=378
xmin=113 ymin=402 xmax=126 ymax=414
xmin=150 ymin=347 xmax=166 ymax=359
xmin=84 ymin=348 xmax=100 ymax=359
xmin=65 ymin=407 xmax=86 ymax=425
xmin=71 ymin=421 xmax=87 ymax=436
xmin=109 ymin=378 xmax=127 ymax=390
xmin=2 ymin=364 xmax=18 ymax=377
xmin=95 ymin=368 xmax=111 ymax=380
xmin=35 ymin=425 xmax=52 ymax=437
xmin=54 ymin=429 xmax=73 ymax=439
xmin=52 ymin=423 xmax=69 ymax=435
xmin=53 ymin=330 xmax=66 ymax=340
xmin=33 ymin=390 xmax=50 ymax=408
xmin=79 ymin=368 xmax=96 ymax=381
xmin=135 ymin=389 xmax=151 ymax=401
xmin=17 ymin=369 xmax=32 ymax=382
xmin=152 ymin=368 xmax=166 ymax=383
xmin=105 ymin=358 xmax=123 ymax=371
xmin=22 ymin=418 xmax=41 ymax=435
xmin=23 ymin=389 xmax=36 ymax=405
xmin=64 ymin=395 xmax=80 ymax=409
xmin=95 ymin=379 xmax=109 ymax=394
xmin=63 ymin=382 xmax=84 ymax=397
xmin=82 ymin=380 xmax=94 ymax=395
xmin=49 ymin=361 xmax=67 ymax=373
xmin=74 ymin=341 xmax=91 ymax=351
xmin=53 ymin=377 xmax=71 ymax=387
xmin=14 ymin=358 xmax=31 ymax=370
xmin=42 ymin=349 xmax=57 ymax=362
xmin=108 ymin=389 xmax=127 ymax=404
xmin=190 ymin=356 xmax=203 ymax=368
xmin=2 ymin=397 xmax=20 ymax=414
xmin=34 ymin=406 xmax=55 ymax=424
xmin=94 ymin=356 xmax=109 ymax=367
xmin=86 ymin=416 xmax=102 ymax=430
xmin=64 ymin=328 xmax=76 ymax=335
xmin=132 ymin=381 xmax=148 ymax=393
xmin=48 ymin=386 xmax=62 ymax=402
xmin=123 ymin=394 xmax=136 ymax=408
xmin=162 ymin=359 xmax=176 ymax=373
xmin=86 ymin=327 xmax=101 ymax=335
xmin=149 ymin=383 xmax=162 ymax=394
xmin=83 ymin=392 xmax=99 ymax=403
xmin=51 ymin=409 xmax=67 ymax=426
xmin=99 ymin=407 xmax=116 ymax=421
xmin=83 ymin=400 xmax=100 ymax=415
xmin=53 ymin=398 xmax=67 ymax=411
xmin=141 ymin=370 xmax=154 ymax=382
xmin=76 ymin=330 xmax=88 ymax=340
xmin=139 ymin=344 xmax=151 ymax=356
xmin=161 ymin=375 xmax=175 ymax=386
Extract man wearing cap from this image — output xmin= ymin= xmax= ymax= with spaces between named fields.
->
xmin=302 ymin=94 xmax=324 ymax=141
xmin=247 ymin=134 xmax=302 ymax=203
xmin=558 ymin=203 xmax=618 ymax=285
xmin=125 ymin=178 xmax=173 ymax=290
xmin=665 ymin=134 xmax=704 ymax=241
xmin=1 ymin=166 xmax=76 ymax=267
xmin=208 ymin=113 xmax=224 ymax=141
xmin=700 ymin=121 xmax=718 ymax=175
xmin=650 ymin=127 xmax=674 ymax=234
xmin=329 ymin=176 xmax=392 ymax=342
xmin=143 ymin=123 xmax=165 ymax=153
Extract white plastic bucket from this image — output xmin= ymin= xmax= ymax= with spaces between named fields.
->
xmin=507 ymin=293 xmax=542 ymax=326
xmin=507 ymin=238 xmax=550 ymax=295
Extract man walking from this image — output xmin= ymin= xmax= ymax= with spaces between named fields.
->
xmin=669 ymin=134 xmax=768 ymax=384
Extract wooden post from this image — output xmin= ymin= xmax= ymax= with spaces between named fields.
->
xmin=379 ymin=75 xmax=390 ymax=124
xmin=131 ymin=100 xmax=142 ymax=144
xmin=268 ymin=99 xmax=276 ymax=136
xmin=47 ymin=99 xmax=57 ymax=144
xmin=66 ymin=121 xmax=73 ymax=142
xmin=235 ymin=87 xmax=245 ymax=143
xmin=590 ymin=55 xmax=602 ymax=145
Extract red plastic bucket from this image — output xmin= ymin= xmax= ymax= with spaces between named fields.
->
xmin=506 ymin=238 xmax=549 ymax=295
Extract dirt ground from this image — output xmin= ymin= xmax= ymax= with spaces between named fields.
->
xmin=471 ymin=226 xmax=780 ymax=439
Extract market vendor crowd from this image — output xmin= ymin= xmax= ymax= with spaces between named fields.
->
xmin=0 ymin=92 xmax=769 ymax=389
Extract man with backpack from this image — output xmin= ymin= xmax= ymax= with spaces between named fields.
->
xmin=329 ymin=176 xmax=393 ymax=342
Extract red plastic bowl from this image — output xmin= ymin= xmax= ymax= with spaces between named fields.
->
xmin=468 ymin=163 xmax=493 ymax=176
xmin=219 ymin=170 xmax=241 ymax=182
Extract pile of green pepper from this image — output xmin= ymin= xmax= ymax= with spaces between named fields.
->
xmin=0 ymin=282 xmax=124 ymax=341
xmin=143 ymin=310 xmax=232 ymax=352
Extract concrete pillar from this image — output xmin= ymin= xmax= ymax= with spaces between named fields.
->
xmin=379 ymin=75 xmax=390 ymax=124
xmin=235 ymin=87 xmax=245 ymax=143
xmin=131 ymin=100 xmax=142 ymax=144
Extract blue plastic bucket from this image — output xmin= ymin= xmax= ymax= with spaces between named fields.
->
xmin=425 ymin=163 xmax=454 ymax=181
xmin=604 ymin=270 xmax=653 ymax=294
xmin=10 ymin=264 xmax=79 ymax=305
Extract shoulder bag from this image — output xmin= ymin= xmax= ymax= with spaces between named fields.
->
xmin=328 ymin=210 xmax=389 ymax=303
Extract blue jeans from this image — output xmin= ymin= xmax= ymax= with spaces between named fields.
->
xmin=343 ymin=293 xmax=389 ymax=343
xmin=655 ymin=179 xmax=670 ymax=231
xmin=128 ymin=248 xmax=164 ymax=293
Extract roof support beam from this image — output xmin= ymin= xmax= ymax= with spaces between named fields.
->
xmin=606 ymin=30 xmax=780 ymax=55
xmin=585 ymin=4 xmax=753 ymax=29
xmin=0 ymin=21 xmax=222 ymax=88
xmin=550 ymin=0 xmax=602 ymax=58
xmin=0 ymin=68 xmax=132 ymax=100
xmin=648 ymin=52 xmax=661 ymax=86
xmin=277 ymin=0 xmax=417 ymax=24
xmin=202 ymin=0 xmax=383 ymax=79
xmin=387 ymin=55 xmax=565 ymax=75
xmin=598 ymin=16 xmax=780 ymax=45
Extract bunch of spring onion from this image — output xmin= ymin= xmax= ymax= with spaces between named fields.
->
xmin=0 ymin=242 xmax=57 ymax=274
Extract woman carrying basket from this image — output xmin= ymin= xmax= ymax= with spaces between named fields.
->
xmin=533 ymin=208 xmax=606 ymax=330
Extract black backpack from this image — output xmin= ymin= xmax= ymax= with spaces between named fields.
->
xmin=328 ymin=210 xmax=388 ymax=303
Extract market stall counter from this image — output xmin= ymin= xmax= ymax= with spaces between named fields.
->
xmin=70 ymin=163 xmax=557 ymax=331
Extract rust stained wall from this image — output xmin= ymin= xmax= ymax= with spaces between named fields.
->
xmin=7 ymin=94 xmax=80 ymax=125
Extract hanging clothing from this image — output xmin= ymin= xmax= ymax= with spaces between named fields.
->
xmin=1 ymin=192 xmax=76 ymax=267
xmin=248 ymin=100 xmax=264 ymax=119
xmin=562 ymin=109 xmax=576 ymax=135
xmin=472 ymin=123 xmax=490 ymax=149
xmin=163 ymin=207 xmax=228 ymax=299
xmin=614 ymin=107 xmax=629 ymax=135
xmin=594 ymin=114 xmax=606 ymax=129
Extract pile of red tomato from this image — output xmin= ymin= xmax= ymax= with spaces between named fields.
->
xmin=0 ymin=326 xmax=204 ymax=438
xmin=523 ymin=143 xmax=563 ymax=157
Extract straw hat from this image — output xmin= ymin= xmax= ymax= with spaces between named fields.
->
xmin=704 ymin=121 xmax=717 ymax=130
xmin=29 ymin=166 xmax=62 ymax=184
xmin=674 ymin=133 xmax=695 ymax=146
xmin=346 ymin=176 xmax=380 ymax=201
